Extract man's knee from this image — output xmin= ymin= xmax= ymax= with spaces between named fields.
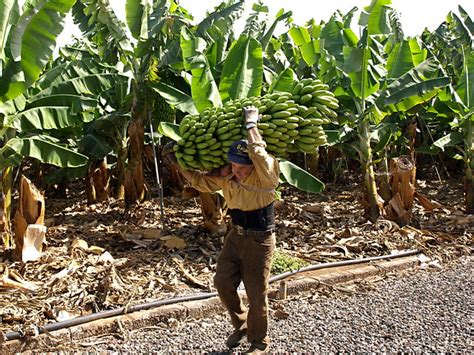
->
xmin=249 ymin=294 xmax=268 ymax=309
xmin=214 ymin=273 xmax=233 ymax=292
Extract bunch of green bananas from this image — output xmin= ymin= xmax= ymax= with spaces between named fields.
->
xmin=288 ymin=77 xmax=339 ymax=154
xmin=174 ymin=79 xmax=338 ymax=171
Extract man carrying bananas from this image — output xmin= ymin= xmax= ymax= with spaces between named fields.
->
xmin=166 ymin=106 xmax=279 ymax=353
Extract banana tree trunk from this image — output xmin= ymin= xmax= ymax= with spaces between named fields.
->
xmin=306 ymin=152 xmax=319 ymax=176
xmin=405 ymin=118 xmax=417 ymax=160
xmin=379 ymin=118 xmax=418 ymax=204
xmin=115 ymin=143 xmax=128 ymax=200
xmin=378 ymin=157 xmax=391 ymax=203
xmin=123 ymin=84 xmax=152 ymax=206
xmin=199 ymin=192 xmax=227 ymax=235
xmin=465 ymin=117 xmax=473 ymax=214
xmin=359 ymin=120 xmax=383 ymax=222
xmin=162 ymin=152 xmax=227 ymax=233
xmin=1 ymin=167 xmax=13 ymax=249
xmin=124 ymin=118 xmax=146 ymax=206
xmin=465 ymin=165 xmax=473 ymax=214
xmin=384 ymin=156 xmax=416 ymax=226
xmin=86 ymin=159 xmax=109 ymax=204
xmin=13 ymin=176 xmax=46 ymax=262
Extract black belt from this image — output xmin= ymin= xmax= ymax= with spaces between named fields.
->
xmin=234 ymin=225 xmax=274 ymax=236
xmin=228 ymin=202 xmax=275 ymax=231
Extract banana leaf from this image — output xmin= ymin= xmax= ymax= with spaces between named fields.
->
xmin=0 ymin=136 xmax=88 ymax=169
xmin=125 ymin=0 xmax=150 ymax=40
xmin=278 ymin=159 xmax=325 ymax=193
xmin=149 ymin=82 xmax=198 ymax=115
xmin=0 ymin=0 xmax=76 ymax=101
xmin=0 ymin=0 xmax=19 ymax=76
xmin=74 ymin=0 xmax=133 ymax=54
xmin=343 ymin=45 xmax=383 ymax=100
xmin=33 ymin=58 xmax=112 ymax=92
xmin=29 ymin=73 xmax=131 ymax=100
xmin=289 ymin=26 xmax=318 ymax=66
xmin=195 ymin=1 xmax=244 ymax=43
xmin=26 ymin=94 xmax=98 ymax=114
xmin=80 ymin=133 xmax=114 ymax=160
xmin=269 ymin=68 xmax=295 ymax=94
xmin=386 ymin=39 xmax=427 ymax=79
xmin=433 ymin=132 xmax=464 ymax=151
xmin=260 ymin=9 xmax=293 ymax=51
xmin=8 ymin=106 xmax=88 ymax=132
xmin=358 ymin=0 xmax=393 ymax=36
xmin=380 ymin=59 xmax=450 ymax=109
xmin=456 ymin=50 xmax=474 ymax=108
xmin=87 ymin=113 xmax=130 ymax=140
xmin=180 ymin=27 xmax=221 ymax=112
xmin=219 ymin=35 xmax=263 ymax=102
xmin=289 ymin=26 xmax=311 ymax=46
xmin=319 ymin=8 xmax=358 ymax=62
xmin=158 ymin=122 xmax=181 ymax=142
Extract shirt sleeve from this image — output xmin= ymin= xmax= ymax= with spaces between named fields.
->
xmin=190 ymin=172 xmax=224 ymax=193
xmin=247 ymin=141 xmax=280 ymax=188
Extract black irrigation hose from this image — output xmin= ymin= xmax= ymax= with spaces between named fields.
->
xmin=269 ymin=249 xmax=419 ymax=283
xmin=3 ymin=249 xmax=419 ymax=342
xmin=3 ymin=292 xmax=219 ymax=342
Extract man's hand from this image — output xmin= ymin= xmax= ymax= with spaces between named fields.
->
xmin=243 ymin=106 xmax=259 ymax=124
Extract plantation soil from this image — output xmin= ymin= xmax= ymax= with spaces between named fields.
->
xmin=0 ymin=175 xmax=471 ymax=334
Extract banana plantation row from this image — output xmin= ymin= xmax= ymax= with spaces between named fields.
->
xmin=0 ymin=0 xmax=472 ymax=250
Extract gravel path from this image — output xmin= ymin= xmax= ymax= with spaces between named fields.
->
xmin=62 ymin=257 xmax=474 ymax=353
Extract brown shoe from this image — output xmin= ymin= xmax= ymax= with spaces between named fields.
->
xmin=226 ymin=329 xmax=247 ymax=348
xmin=245 ymin=343 xmax=269 ymax=354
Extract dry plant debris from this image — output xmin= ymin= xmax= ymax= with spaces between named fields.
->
xmin=0 ymin=178 xmax=471 ymax=334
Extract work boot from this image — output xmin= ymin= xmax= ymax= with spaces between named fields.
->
xmin=226 ymin=328 xmax=247 ymax=349
xmin=245 ymin=342 xmax=269 ymax=354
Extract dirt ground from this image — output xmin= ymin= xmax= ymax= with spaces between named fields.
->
xmin=0 ymin=169 xmax=472 ymax=334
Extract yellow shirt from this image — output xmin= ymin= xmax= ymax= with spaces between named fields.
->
xmin=190 ymin=142 xmax=279 ymax=211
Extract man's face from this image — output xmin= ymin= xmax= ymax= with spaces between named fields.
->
xmin=231 ymin=162 xmax=254 ymax=181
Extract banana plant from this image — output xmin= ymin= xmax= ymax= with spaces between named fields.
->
xmin=153 ymin=1 xmax=293 ymax=111
xmin=238 ymin=1 xmax=293 ymax=88
xmin=71 ymin=0 xmax=245 ymax=205
xmin=286 ymin=0 xmax=450 ymax=222
xmin=156 ymin=4 xmax=324 ymax=193
xmin=1 ymin=55 xmax=131 ymax=166
xmin=0 ymin=0 xmax=79 ymax=248
xmin=422 ymin=6 xmax=473 ymax=213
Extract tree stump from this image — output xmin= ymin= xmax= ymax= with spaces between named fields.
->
xmin=86 ymin=159 xmax=110 ymax=204
xmin=13 ymin=176 xmax=46 ymax=262
xmin=384 ymin=156 xmax=416 ymax=227
xmin=199 ymin=192 xmax=227 ymax=235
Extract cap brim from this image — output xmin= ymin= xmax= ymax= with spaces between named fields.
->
xmin=228 ymin=154 xmax=253 ymax=165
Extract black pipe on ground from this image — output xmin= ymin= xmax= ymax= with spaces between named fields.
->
xmin=3 ymin=249 xmax=419 ymax=341
xmin=269 ymin=249 xmax=419 ymax=283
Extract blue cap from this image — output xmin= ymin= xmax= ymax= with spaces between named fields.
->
xmin=227 ymin=140 xmax=253 ymax=165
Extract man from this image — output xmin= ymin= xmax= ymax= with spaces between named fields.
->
xmin=166 ymin=106 xmax=279 ymax=352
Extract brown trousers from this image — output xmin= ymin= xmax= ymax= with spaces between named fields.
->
xmin=214 ymin=226 xmax=276 ymax=347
